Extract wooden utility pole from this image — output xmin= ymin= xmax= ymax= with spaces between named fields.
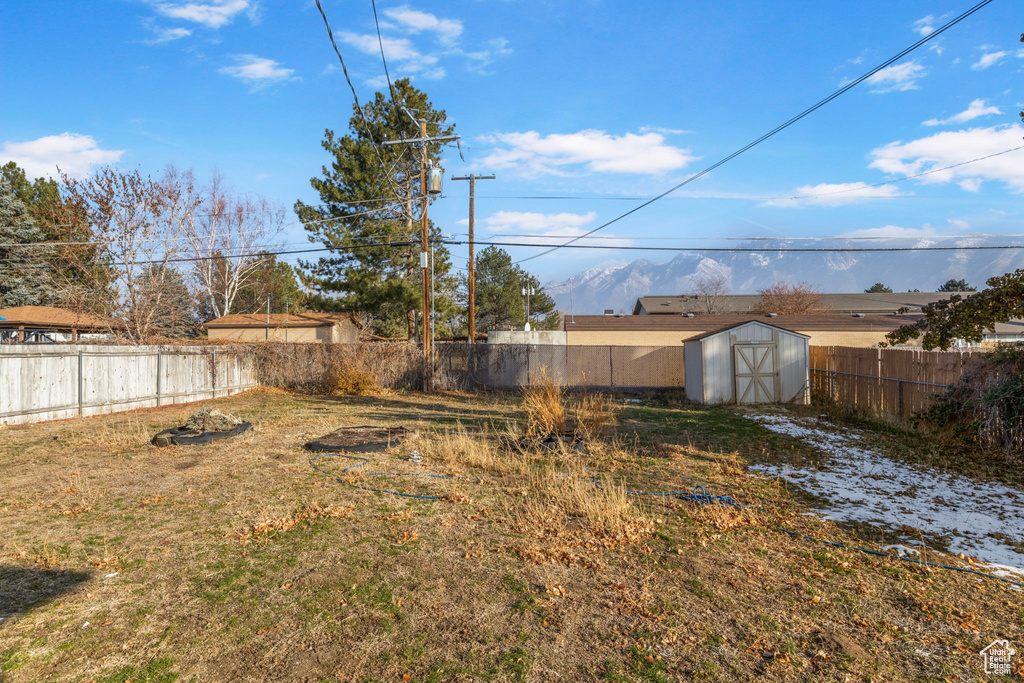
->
xmin=418 ymin=119 xmax=432 ymax=370
xmin=450 ymin=173 xmax=494 ymax=343
xmin=381 ymin=120 xmax=459 ymax=392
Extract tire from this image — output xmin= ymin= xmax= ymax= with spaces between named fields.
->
xmin=151 ymin=421 xmax=252 ymax=447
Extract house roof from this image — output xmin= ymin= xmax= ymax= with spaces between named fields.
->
xmin=633 ymin=292 xmax=976 ymax=315
xmin=0 ymin=306 xmax=114 ymax=331
xmin=682 ymin=319 xmax=812 ymax=342
xmin=564 ymin=313 xmax=921 ymax=333
xmin=202 ymin=312 xmax=359 ymax=329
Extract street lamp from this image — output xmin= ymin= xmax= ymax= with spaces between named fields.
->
xmin=521 ymin=284 xmax=535 ymax=332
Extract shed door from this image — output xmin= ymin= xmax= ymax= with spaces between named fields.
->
xmin=733 ymin=343 xmax=778 ymax=403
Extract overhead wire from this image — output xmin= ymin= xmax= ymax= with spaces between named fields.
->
xmin=513 ymin=0 xmax=995 ymax=264
xmin=453 ymin=239 xmax=1024 ymax=254
xmin=313 ymin=0 xmax=412 ymax=222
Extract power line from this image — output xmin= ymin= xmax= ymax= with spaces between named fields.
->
xmin=11 ymin=241 xmax=417 ymax=269
xmin=484 ymin=232 xmax=1024 ymax=242
xmin=313 ymin=0 xmax=412 ymax=222
xmin=370 ymin=0 xmax=398 ymax=106
xmin=0 ymin=204 xmax=405 ymax=249
xmin=458 ymin=239 xmax=1024 ymax=254
xmin=514 ymin=0 xmax=995 ymax=264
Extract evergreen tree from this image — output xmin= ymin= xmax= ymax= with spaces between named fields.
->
xmin=295 ymin=79 xmax=458 ymax=338
xmin=137 ymin=266 xmax=196 ymax=337
xmin=865 ymin=282 xmax=893 ymax=293
xmin=472 ymin=246 xmax=559 ymax=332
xmin=0 ymin=178 xmax=55 ymax=307
xmin=938 ymin=278 xmax=976 ymax=292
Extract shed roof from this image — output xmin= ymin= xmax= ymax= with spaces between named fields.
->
xmin=682 ymin=319 xmax=812 ymax=342
xmin=0 ymin=306 xmax=114 ymax=331
xmin=202 ymin=312 xmax=359 ymax=329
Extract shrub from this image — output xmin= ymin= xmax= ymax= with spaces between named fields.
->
xmin=522 ymin=371 xmax=566 ymax=436
xmin=914 ymin=343 xmax=1024 ymax=458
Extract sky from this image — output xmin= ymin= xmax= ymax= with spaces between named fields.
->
xmin=2 ymin=0 xmax=1023 ymax=284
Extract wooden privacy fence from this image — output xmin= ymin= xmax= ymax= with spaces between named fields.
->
xmin=433 ymin=344 xmax=687 ymax=391
xmin=0 ymin=345 xmax=258 ymax=426
xmin=809 ymin=345 xmax=985 ymax=419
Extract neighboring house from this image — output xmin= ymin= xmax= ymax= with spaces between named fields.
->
xmin=202 ymin=312 xmax=361 ymax=343
xmin=0 ymin=306 xmax=115 ymax=344
xmin=563 ymin=313 xmax=923 ymax=347
xmin=632 ymin=292 xmax=976 ymax=316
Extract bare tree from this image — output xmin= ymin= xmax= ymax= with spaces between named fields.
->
xmin=184 ymin=171 xmax=285 ymax=320
xmin=61 ymin=166 xmax=202 ymax=341
xmin=689 ymin=273 xmax=729 ymax=314
xmin=754 ymin=280 xmax=829 ymax=315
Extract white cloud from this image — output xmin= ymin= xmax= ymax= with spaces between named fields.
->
xmin=337 ymin=32 xmax=443 ymax=79
xmin=458 ymin=38 xmax=513 ymax=69
xmin=476 ymin=129 xmax=699 ymax=176
xmin=218 ymin=54 xmax=295 ymax=86
xmin=865 ymin=61 xmax=925 ymax=93
xmin=382 ymin=6 xmax=462 ymax=45
xmin=869 ymin=124 xmax=1024 ymax=192
xmin=143 ymin=26 xmax=193 ymax=44
xmin=761 ymin=182 xmax=906 ymax=208
xmin=638 ymin=126 xmax=692 ymax=135
xmin=912 ymin=15 xmax=936 ymax=36
xmin=1 ymin=133 xmax=123 ymax=180
xmin=972 ymin=50 xmax=1009 ymax=70
xmin=153 ymin=0 xmax=252 ymax=29
xmin=923 ymin=98 xmax=1002 ymax=126
xmin=478 ymin=211 xmax=633 ymax=248
xmin=483 ymin=211 xmax=597 ymax=233
xmin=838 ymin=225 xmax=940 ymax=239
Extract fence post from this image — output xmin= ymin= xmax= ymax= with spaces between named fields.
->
xmin=77 ymin=349 xmax=84 ymax=417
xmin=609 ymin=346 xmax=614 ymax=390
xmin=897 ymin=379 xmax=903 ymax=419
xmin=211 ymin=350 xmax=217 ymax=398
xmin=156 ymin=348 xmax=163 ymax=407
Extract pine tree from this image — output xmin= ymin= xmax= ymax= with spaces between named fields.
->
xmin=295 ymin=79 xmax=458 ymax=338
xmin=0 ymin=178 xmax=55 ymax=307
xmin=136 ymin=266 xmax=196 ymax=337
xmin=472 ymin=247 xmax=559 ymax=332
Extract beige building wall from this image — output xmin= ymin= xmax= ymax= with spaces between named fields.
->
xmin=565 ymin=330 xmax=700 ymax=346
xmin=208 ymin=327 xmax=320 ymax=343
xmin=565 ymin=328 xmax=901 ymax=348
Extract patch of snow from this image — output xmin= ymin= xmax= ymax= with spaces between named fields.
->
xmin=747 ymin=413 xmax=1024 ymax=572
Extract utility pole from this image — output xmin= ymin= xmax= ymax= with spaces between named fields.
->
xmin=383 ymin=118 xmax=459 ymax=392
xmin=451 ymin=173 xmax=495 ymax=344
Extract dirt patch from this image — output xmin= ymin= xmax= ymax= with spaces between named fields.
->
xmin=303 ymin=425 xmax=415 ymax=453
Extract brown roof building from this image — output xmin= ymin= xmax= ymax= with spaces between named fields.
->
xmin=202 ymin=312 xmax=361 ymax=343
xmin=0 ymin=306 xmax=115 ymax=343
xmin=632 ymin=292 xmax=975 ymax=316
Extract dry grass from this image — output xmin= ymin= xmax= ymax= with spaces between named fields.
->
xmin=322 ymin=358 xmax=380 ymax=396
xmin=1 ymin=390 xmax=1021 ymax=682
xmin=572 ymin=390 xmax=618 ymax=440
xmin=522 ymin=370 xmax=566 ymax=436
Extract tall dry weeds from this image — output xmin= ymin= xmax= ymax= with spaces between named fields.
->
xmin=522 ymin=371 xmax=566 ymax=436
xmin=572 ymin=391 xmax=617 ymax=440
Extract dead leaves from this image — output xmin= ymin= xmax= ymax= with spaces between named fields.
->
xmin=231 ymin=504 xmax=355 ymax=543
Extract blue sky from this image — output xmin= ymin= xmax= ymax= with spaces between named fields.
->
xmin=3 ymin=0 xmax=1023 ymax=283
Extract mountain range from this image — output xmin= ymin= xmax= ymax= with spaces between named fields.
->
xmin=543 ymin=236 xmax=1024 ymax=315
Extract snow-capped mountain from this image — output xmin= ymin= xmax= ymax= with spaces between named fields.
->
xmin=544 ymin=236 xmax=1024 ymax=315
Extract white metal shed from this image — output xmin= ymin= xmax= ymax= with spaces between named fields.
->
xmin=683 ymin=320 xmax=810 ymax=404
